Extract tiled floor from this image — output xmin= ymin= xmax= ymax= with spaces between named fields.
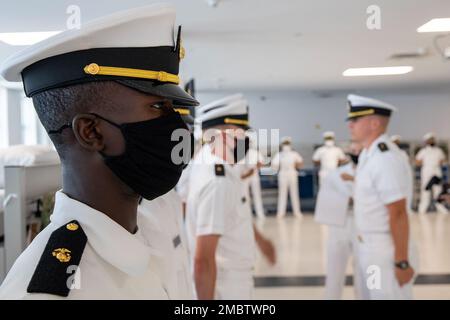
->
xmin=253 ymin=212 xmax=450 ymax=299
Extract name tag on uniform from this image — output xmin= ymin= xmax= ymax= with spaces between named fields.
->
xmin=172 ymin=235 xmax=181 ymax=248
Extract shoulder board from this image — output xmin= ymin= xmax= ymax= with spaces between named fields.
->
xmin=378 ymin=142 xmax=389 ymax=152
xmin=215 ymin=164 xmax=225 ymax=176
xmin=27 ymin=220 xmax=87 ymax=297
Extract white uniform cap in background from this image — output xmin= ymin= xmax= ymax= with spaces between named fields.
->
xmin=423 ymin=132 xmax=436 ymax=141
xmin=323 ymin=131 xmax=335 ymax=139
xmin=195 ymin=94 xmax=244 ymax=118
xmin=347 ymin=94 xmax=397 ymax=120
xmin=196 ymin=97 xmax=249 ymax=129
xmin=281 ymin=136 xmax=292 ymax=144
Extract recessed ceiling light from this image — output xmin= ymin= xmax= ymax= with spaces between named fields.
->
xmin=343 ymin=66 xmax=413 ymax=77
xmin=417 ymin=18 xmax=450 ymax=33
xmin=0 ymin=31 xmax=61 ymax=46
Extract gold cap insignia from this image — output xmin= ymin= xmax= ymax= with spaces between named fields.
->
xmin=84 ymin=63 xmax=100 ymax=75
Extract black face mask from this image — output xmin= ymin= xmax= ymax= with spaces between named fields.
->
xmin=94 ymin=111 xmax=193 ymax=200
xmin=349 ymin=153 xmax=359 ymax=165
xmin=234 ymin=136 xmax=250 ymax=163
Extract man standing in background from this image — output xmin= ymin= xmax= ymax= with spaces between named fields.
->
xmin=347 ymin=94 xmax=416 ymax=300
xmin=313 ymin=131 xmax=347 ymax=185
xmin=416 ymin=132 xmax=448 ymax=214
xmin=271 ymin=137 xmax=304 ymax=219
xmin=245 ymin=137 xmax=266 ymax=219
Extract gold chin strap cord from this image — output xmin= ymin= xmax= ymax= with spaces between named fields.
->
xmin=224 ymin=118 xmax=249 ymax=126
xmin=83 ymin=63 xmax=180 ymax=84
xmin=348 ymin=109 xmax=375 ymax=118
xmin=174 ymin=108 xmax=190 ymax=115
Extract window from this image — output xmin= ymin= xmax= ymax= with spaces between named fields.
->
xmin=21 ymin=97 xmax=52 ymax=146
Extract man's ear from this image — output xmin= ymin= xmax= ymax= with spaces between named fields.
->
xmin=72 ymin=114 xmax=104 ymax=151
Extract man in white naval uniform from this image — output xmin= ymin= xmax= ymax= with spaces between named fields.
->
xmin=271 ymin=137 xmax=304 ymax=219
xmin=314 ymin=141 xmax=363 ymax=299
xmin=0 ymin=4 xmax=199 ymax=299
xmin=186 ymin=95 xmax=274 ymax=300
xmin=347 ymin=94 xmax=417 ymax=300
xmin=244 ymin=138 xmax=266 ymax=219
xmin=313 ymin=131 xmax=347 ymax=185
xmin=415 ymin=133 xmax=448 ymax=214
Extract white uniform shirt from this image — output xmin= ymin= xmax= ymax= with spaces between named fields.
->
xmin=416 ymin=145 xmax=446 ymax=178
xmin=138 ymin=189 xmax=194 ymax=300
xmin=186 ymin=144 xmax=256 ymax=271
xmin=271 ymin=147 xmax=303 ymax=175
xmin=397 ymin=149 xmax=413 ymax=207
xmin=354 ymin=134 xmax=411 ymax=234
xmin=176 ymin=162 xmax=193 ymax=203
xmin=313 ymin=145 xmax=346 ymax=179
xmin=0 ymin=191 xmax=173 ymax=299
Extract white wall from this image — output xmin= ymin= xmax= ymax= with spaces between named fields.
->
xmin=0 ymin=87 xmax=7 ymax=148
xmin=196 ymin=89 xmax=450 ymax=165
xmin=0 ymin=87 xmax=23 ymax=147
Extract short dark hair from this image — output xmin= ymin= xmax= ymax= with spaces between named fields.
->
xmin=32 ymin=81 xmax=121 ymax=155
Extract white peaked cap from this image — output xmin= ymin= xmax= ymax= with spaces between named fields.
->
xmin=323 ymin=131 xmax=335 ymax=139
xmin=423 ymin=132 xmax=436 ymax=141
xmin=281 ymin=136 xmax=292 ymax=144
xmin=196 ymin=95 xmax=249 ymax=129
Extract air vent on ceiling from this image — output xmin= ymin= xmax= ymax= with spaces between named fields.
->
xmin=389 ymin=48 xmax=428 ymax=60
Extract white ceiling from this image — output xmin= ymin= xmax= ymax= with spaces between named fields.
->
xmin=1 ymin=0 xmax=450 ymax=92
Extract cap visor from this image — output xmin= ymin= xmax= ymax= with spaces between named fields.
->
xmin=116 ymin=79 xmax=199 ymax=106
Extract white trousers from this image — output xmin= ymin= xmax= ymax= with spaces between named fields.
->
xmin=325 ymin=216 xmax=363 ymax=299
xmin=356 ymin=233 xmax=418 ymax=300
xmin=215 ymin=269 xmax=254 ymax=300
xmin=418 ymin=173 xmax=448 ymax=214
xmin=277 ymin=173 xmax=302 ymax=217
xmin=250 ymin=173 xmax=265 ymax=219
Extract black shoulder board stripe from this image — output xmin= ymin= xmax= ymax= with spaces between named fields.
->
xmin=215 ymin=164 xmax=225 ymax=176
xmin=378 ymin=142 xmax=389 ymax=152
xmin=27 ymin=220 xmax=87 ymax=297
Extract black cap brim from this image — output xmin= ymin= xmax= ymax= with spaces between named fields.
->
xmin=116 ymin=79 xmax=199 ymax=107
